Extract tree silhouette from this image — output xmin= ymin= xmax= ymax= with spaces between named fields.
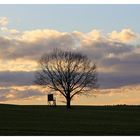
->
xmin=34 ymin=49 xmax=98 ymax=109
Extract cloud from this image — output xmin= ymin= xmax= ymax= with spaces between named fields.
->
xmin=1 ymin=84 xmax=140 ymax=105
xmin=0 ymin=28 xmax=137 ymax=61
xmin=19 ymin=29 xmax=64 ymax=42
xmin=0 ymin=69 xmax=140 ymax=91
xmin=0 ymin=28 xmax=139 ymax=90
xmin=0 ymin=29 xmax=75 ymax=60
xmin=99 ymin=72 xmax=140 ymax=89
xmin=0 ymin=71 xmax=34 ymax=87
xmin=0 ymin=59 xmax=37 ymax=72
xmin=0 ymin=17 xmax=9 ymax=26
xmin=109 ymin=29 xmax=137 ymax=42
xmin=1 ymin=27 xmax=20 ymax=35
xmin=0 ymin=22 xmax=139 ymax=104
xmin=0 ymin=86 xmax=44 ymax=102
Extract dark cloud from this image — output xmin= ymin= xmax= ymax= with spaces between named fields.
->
xmin=0 ymin=70 xmax=140 ymax=90
xmin=0 ymin=71 xmax=34 ymax=87
xmin=99 ymin=72 xmax=140 ymax=89
xmin=78 ymin=40 xmax=134 ymax=61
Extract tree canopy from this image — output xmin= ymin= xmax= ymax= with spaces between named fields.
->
xmin=35 ymin=49 xmax=98 ymax=108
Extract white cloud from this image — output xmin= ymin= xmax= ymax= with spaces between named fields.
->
xmin=0 ymin=17 xmax=9 ymax=26
xmin=1 ymin=27 xmax=20 ymax=35
xmin=109 ymin=28 xmax=137 ymax=42
xmin=19 ymin=29 xmax=66 ymax=42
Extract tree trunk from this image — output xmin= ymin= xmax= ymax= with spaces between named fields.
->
xmin=66 ymin=94 xmax=71 ymax=109
xmin=66 ymin=98 xmax=71 ymax=109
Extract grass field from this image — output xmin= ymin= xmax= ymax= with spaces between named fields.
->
xmin=0 ymin=104 xmax=140 ymax=136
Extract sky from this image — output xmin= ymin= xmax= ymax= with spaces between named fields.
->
xmin=0 ymin=4 xmax=140 ymax=105
xmin=0 ymin=5 xmax=140 ymax=32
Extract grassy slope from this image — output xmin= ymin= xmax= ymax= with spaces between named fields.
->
xmin=0 ymin=104 xmax=140 ymax=136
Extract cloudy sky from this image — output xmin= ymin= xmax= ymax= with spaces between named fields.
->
xmin=0 ymin=4 xmax=140 ymax=105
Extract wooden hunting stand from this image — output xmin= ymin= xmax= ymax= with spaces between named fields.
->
xmin=48 ymin=94 xmax=56 ymax=107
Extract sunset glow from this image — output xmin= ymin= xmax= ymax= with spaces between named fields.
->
xmin=0 ymin=5 xmax=140 ymax=105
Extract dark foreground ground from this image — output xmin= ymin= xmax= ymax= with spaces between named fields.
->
xmin=0 ymin=104 xmax=140 ymax=136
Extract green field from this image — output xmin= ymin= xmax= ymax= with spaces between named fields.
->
xmin=0 ymin=104 xmax=140 ymax=136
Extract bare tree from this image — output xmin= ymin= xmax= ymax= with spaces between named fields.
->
xmin=34 ymin=49 xmax=98 ymax=109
